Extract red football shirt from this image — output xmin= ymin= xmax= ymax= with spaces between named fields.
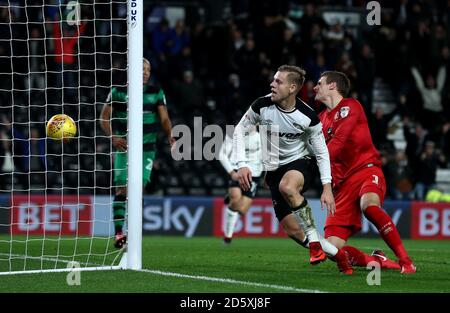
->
xmin=319 ymin=98 xmax=382 ymax=187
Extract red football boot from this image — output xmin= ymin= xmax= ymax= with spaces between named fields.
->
xmin=223 ymin=237 xmax=232 ymax=244
xmin=371 ymin=249 xmax=401 ymax=270
xmin=114 ymin=231 xmax=127 ymax=249
xmin=309 ymin=241 xmax=327 ymax=265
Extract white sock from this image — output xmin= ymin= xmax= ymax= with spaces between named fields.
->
xmin=304 ymin=228 xmax=320 ymax=243
xmin=300 ymin=235 xmax=338 ymax=257
xmin=319 ymin=235 xmax=338 ymax=257
xmin=224 ymin=208 xmax=239 ymax=238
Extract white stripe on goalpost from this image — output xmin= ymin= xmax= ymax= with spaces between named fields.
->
xmin=127 ymin=0 xmax=144 ymax=271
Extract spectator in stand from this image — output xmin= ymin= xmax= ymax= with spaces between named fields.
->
xmin=414 ymin=141 xmax=446 ymax=200
xmin=0 ymin=125 xmax=11 ymax=190
xmin=29 ymin=127 xmax=46 ymax=172
xmin=403 ymin=118 xmax=430 ymax=171
xmin=430 ymin=24 xmax=448 ymax=68
xmin=0 ymin=7 xmax=12 ymax=100
xmin=230 ymin=22 xmax=244 ymax=53
xmin=232 ymin=35 xmax=266 ymax=104
xmin=384 ymin=150 xmax=415 ymax=200
xmin=335 ymin=51 xmax=357 ymax=88
xmin=150 ymin=18 xmax=178 ymax=86
xmin=409 ymin=20 xmax=432 ymax=67
xmin=298 ymin=3 xmax=328 ymax=48
xmin=411 ymin=65 xmax=447 ymax=127
xmin=1 ymin=115 xmax=29 ymax=190
xmin=170 ymin=46 xmax=194 ymax=80
xmin=173 ymin=19 xmax=190 ymax=56
xmin=28 ymin=127 xmax=47 ymax=188
xmin=355 ymin=43 xmax=376 ymax=114
xmin=28 ymin=28 xmax=46 ymax=93
xmin=220 ymin=73 xmax=244 ymax=124
xmin=323 ymin=20 xmax=345 ymax=67
xmin=279 ymin=28 xmax=299 ymax=65
xmin=52 ymin=17 xmax=87 ymax=102
xmin=151 ymin=18 xmax=177 ymax=57
xmin=306 ymin=53 xmax=328 ymax=83
xmin=368 ymin=106 xmax=397 ymax=150
xmin=173 ymin=70 xmax=205 ymax=118
xmin=396 ymin=93 xmax=420 ymax=121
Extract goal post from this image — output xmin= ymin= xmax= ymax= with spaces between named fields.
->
xmin=127 ymin=0 xmax=143 ymax=271
xmin=0 ymin=0 xmax=142 ymax=274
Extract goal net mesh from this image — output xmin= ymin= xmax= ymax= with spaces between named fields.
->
xmin=0 ymin=0 xmax=128 ymax=273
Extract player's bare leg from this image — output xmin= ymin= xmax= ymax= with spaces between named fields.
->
xmin=224 ymin=188 xmax=252 ymax=244
xmin=361 ymin=192 xmax=416 ymax=274
xmin=279 ymin=170 xmax=327 ymax=264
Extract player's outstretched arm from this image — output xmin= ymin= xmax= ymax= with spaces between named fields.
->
xmin=157 ymin=105 xmax=175 ymax=147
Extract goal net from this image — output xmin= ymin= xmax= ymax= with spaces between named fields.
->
xmin=0 ymin=0 xmax=131 ymax=274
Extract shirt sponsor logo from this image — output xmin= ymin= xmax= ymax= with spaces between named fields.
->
xmin=266 ymin=131 xmax=301 ymax=139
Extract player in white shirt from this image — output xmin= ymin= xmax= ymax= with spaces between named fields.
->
xmin=218 ymin=127 xmax=263 ymax=244
xmin=233 ymin=65 xmax=353 ymax=274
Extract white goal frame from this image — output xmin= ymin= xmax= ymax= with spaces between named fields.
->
xmin=126 ymin=0 xmax=143 ymax=271
xmin=0 ymin=0 xmax=143 ymax=275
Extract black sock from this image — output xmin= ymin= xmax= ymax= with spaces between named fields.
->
xmin=113 ymin=194 xmax=126 ymax=234
xmin=292 ymin=198 xmax=308 ymax=212
xmin=289 ymin=235 xmax=309 ymax=248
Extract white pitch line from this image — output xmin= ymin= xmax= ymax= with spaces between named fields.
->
xmin=137 ymin=268 xmax=327 ymax=293
xmin=2 ymin=253 xmax=327 ymax=292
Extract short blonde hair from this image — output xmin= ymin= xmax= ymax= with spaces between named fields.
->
xmin=278 ymin=65 xmax=306 ymax=91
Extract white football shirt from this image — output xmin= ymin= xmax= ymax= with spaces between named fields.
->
xmin=233 ymin=95 xmax=332 ymax=185
xmin=219 ymin=130 xmax=263 ymax=177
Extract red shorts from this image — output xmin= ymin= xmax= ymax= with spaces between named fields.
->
xmin=324 ymin=225 xmax=359 ymax=241
xmin=325 ymin=165 xmax=386 ymax=240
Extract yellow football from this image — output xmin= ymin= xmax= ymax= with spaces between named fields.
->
xmin=46 ymin=114 xmax=77 ymax=142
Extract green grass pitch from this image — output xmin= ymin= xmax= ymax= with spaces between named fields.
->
xmin=0 ymin=236 xmax=449 ymax=293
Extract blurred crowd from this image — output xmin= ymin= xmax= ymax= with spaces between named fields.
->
xmin=0 ymin=0 xmax=449 ymax=200
xmin=147 ymin=0 xmax=450 ymax=200
xmin=0 ymin=0 xmax=127 ymax=193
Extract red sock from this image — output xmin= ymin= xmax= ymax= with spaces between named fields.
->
xmin=364 ymin=205 xmax=410 ymax=263
xmin=342 ymin=245 xmax=378 ymax=267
